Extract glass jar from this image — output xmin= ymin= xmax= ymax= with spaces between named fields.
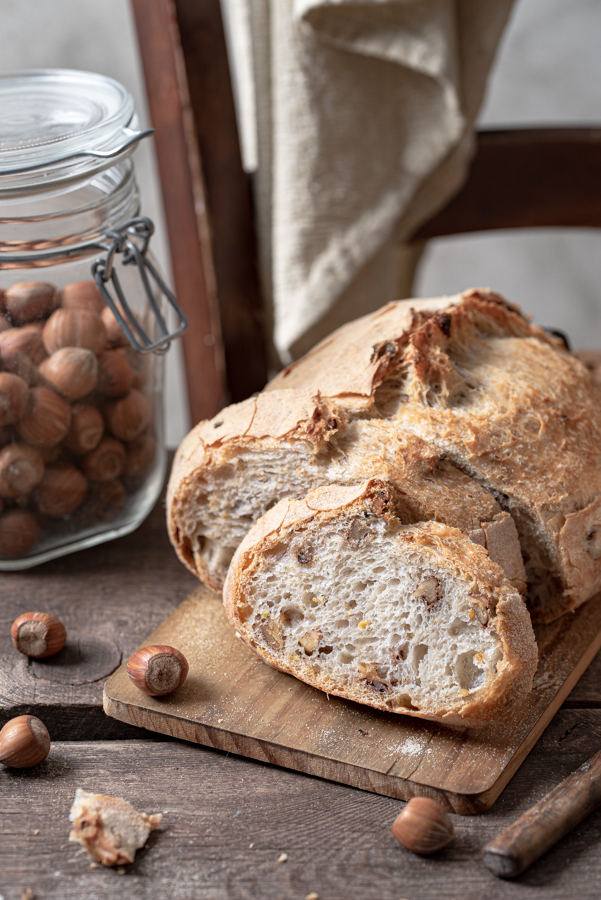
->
xmin=0 ymin=69 xmax=186 ymax=568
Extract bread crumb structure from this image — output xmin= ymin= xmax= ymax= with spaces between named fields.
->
xmin=224 ymin=480 xmax=537 ymax=726
xmin=69 ymin=788 xmax=162 ymax=866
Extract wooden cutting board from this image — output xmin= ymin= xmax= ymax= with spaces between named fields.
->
xmin=104 ymin=585 xmax=601 ymax=815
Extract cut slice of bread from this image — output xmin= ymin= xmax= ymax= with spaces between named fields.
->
xmin=266 ymin=289 xmax=601 ymax=623
xmin=224 ymin=480 xmax=537 ymax=727
xmin=168 ymin=389 xmax=525 ymax=594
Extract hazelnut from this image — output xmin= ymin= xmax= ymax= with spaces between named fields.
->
xmin=38 ymin=444 xmax=62 ymax=465
xmin=0 ymin=324 xmax=47 ymax=365
xmin=126 ymin=645 xmax=189 ymax=696
xmin=11 ymin=611 xmax=67 ymax=658
xmin=123 ymin=432 xmax=156 ymax=479
xmin=80 ymin=436 xmax=125 ymax=482
xmin=391 ymin=797 xmax=454 ymax=855
xmin=0 ymin=443 xmax=45 ymax=497
xmin=105 ymin=389 xmax=150 ymax=442
xmin=97 ymin=348 xmax=134 ymax=397
xmin=39 ymin=347 xmax=99 ymax=400
xmin=60 ymin=280 xmax=106 ymax=314
xmin=64 ymin=402 xmax=104 ymax=454
xmin=101 ymin=304 xmax=129 ymax=348
xmin=76 ymin=478 xmax=126 ymax=525
xmin=125 ymin=346 xmax=151 ymax=388
xmin=0 ymin=372 xmax=31 ymax=425
xmin=4 ymin=282 xmax=58 ymax=324
xmin=16 ymin=386 xmax=71 ymax=447
xmin=33 ymin=464 xmax=88 ymax=517
xmin=1 ymin=348 xmax=44 ymax=386
xmin=0 ymin=715 xmax=50 ymax=768
xmin=43 ymin=309 xmax=107 ymax=356
xmin=0 ymin=509 xmax=40 ymax=556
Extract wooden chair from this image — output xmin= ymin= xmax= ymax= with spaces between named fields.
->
xmin=131 ymin=0 xmax=601 ymax=425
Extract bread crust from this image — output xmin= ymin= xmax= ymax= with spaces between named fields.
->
xmin=224 ymin=480 xmax=537 ymax=727
xmin=167 ymin=389 xmax=524 ymax=593
xmin=265 ymin=289 xmax=601 ymax=622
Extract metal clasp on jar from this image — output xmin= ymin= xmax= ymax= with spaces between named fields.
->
xmin=92 ymin=217 xmax=187 ymax=354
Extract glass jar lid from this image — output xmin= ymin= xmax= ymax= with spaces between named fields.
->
xmin=0 ymin=69 xmax=152 ymax=192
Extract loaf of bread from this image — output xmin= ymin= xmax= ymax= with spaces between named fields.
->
xmin=266 ymin=289 xmax=601 ymax=623
xmin=168 ymin=389 xmax=526 ymax=595
xmin=169 ymin=287 xmax=601 ymax=624
xmin=223 ymin=480 xmax=537 ymax=726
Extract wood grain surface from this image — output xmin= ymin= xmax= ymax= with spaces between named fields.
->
xmin=3 ymin=719 xmax=601 ymax=900
xmin=0 ymin=458 xmax=197 ymax=739
xmin=412 ymin=128 xmax=601 ymax=239
xmin=104 ymin=585 xmax=601 ymax=814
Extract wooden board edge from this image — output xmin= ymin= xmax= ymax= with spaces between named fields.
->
xmin=460 ymin=620 xmax=601 ymax=812
xmin=103 ymin=686 xmax=479 ymax=813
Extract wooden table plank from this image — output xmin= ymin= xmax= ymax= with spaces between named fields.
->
xmin=2 ymin=711 xmax=601 ymax=900
xmin=0 ymin=461 xmax=198 ymax=739
xmin=104 ymin=585 xmax=601 ymax=813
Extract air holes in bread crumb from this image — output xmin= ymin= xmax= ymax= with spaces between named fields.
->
xmin=455 ymin=650 xmax=485 ymax=690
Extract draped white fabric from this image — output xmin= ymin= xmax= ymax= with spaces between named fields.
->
xmin=221 ymin=0 xmax=516 ymax=363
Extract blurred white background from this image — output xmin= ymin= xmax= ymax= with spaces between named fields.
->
xmin=1 ymin=0 xmax=600 ymax=446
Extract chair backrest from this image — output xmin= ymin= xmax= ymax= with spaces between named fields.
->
xmin=132 ymin=0 xmax=601 ymax=424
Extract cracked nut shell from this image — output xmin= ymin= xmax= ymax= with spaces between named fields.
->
xmin=391 ymin=797 xmax=454 ymax=855
xmin=0 ymin=715 xmax=51 ymax=768
xmin=126 ymin=645 xmax=189 ymax=696
xmin=11 ymin=611 xmax=67 ymax=658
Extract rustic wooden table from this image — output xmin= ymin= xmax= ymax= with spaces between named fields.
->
xmin=2 ymin=466 xmax=601 ymax=900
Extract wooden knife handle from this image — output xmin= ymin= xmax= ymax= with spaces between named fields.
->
xmin=483 ymin=749 xmax=601 ymax=878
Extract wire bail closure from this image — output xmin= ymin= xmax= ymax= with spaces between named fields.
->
xmin=92 ymin=216 xmax=187 ymax=354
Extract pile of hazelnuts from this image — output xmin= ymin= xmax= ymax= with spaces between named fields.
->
xmin=0 ymin=280 xmax=157 ymax=558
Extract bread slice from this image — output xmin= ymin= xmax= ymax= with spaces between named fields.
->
xmin=267 ymin=289 xmax=601 ymax=623
xmin=224 ymin=480 xmax=537 ymax=727
xmin=168 ymin=388 xmax=525 ymax=594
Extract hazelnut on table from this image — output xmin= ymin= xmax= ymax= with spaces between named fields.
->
xmin=11 ymin=611 xmax=67 ymax=658
xmin=0 ymin=715 xmax=50 ymax=768
xmin=391 ymin=797 xmax=454 ymax=855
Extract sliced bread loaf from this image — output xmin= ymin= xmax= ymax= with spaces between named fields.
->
xmin=266 ymin=289 xmax=601 ymax=622
xmin=223 ymin=480 xmax=537 ymax=727
xmin=167 ymin=388 xmax=525 ymax=594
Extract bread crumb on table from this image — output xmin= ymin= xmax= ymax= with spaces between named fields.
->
xmin=69 ymin=788 xmax=162 ymax=867
xmin=306 ymin=893 xmax=319 ymax=900
xmin=278 ymin=852 xmax=288 ymax=863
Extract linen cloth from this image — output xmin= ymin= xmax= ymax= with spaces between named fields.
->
xmin=221 ymin=0 xmax=516 ymax=364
